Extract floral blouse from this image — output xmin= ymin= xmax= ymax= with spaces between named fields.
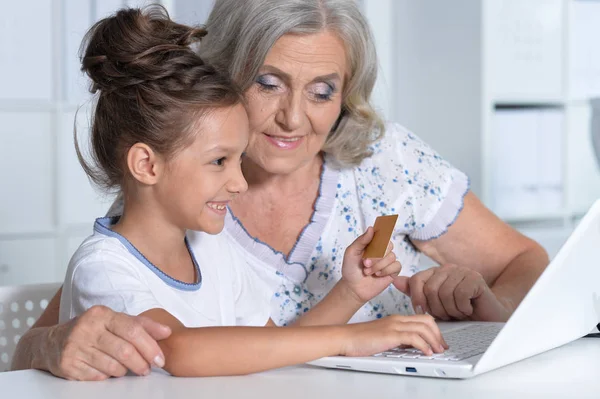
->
xmin=223 ymin=123 xmax=469 ymax=325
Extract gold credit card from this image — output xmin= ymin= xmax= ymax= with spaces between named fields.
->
xmin=362 ymin=215 xmax=399 ymax=259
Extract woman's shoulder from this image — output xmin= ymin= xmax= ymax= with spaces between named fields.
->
xmin=343 ymin=122 xmax=461 ymax=185
xmin=335 ymin=122 xmax=469 ymax=240
xmin=366 ymin=122 xmax=448 ymax=166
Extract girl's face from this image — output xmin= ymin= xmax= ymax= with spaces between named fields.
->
xmin=156 ymin=104 xmax=249 ymax=234
xmin=243 ymin=31 xmax=348 ymax=175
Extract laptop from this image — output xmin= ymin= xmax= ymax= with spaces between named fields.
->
xmin=308 ymin=199 xmax=600 ymax=379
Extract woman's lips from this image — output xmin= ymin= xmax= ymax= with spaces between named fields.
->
xmin=264 ymin=133 xmax=304 ymax=150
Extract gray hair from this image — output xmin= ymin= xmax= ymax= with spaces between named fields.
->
xmin=200 ymin=0 xmax=385 ymax=167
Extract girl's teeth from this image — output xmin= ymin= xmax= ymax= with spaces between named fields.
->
xmin=208 ymin=203 xmax=226 ymax=210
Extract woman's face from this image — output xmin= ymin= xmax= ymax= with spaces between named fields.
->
xmin=243 ymin=31 xmax=348 ymax=175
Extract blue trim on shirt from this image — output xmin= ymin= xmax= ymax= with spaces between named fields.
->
xmin=287 ymin=159 xmax=327 ymax=262
xmin=94 ymin=216 xmax=202 ymax=292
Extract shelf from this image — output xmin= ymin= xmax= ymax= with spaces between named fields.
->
xmin=493 ymin=101 xmax=565 ymax=109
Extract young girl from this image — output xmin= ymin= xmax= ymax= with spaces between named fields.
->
xmin=59 ymin=6 xmax=446 ymax=378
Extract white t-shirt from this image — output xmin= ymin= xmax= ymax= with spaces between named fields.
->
xmin=59 ymin=216 xmax=271 ymax=327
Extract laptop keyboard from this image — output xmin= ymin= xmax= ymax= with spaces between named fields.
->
xmin=374 ymin=323 xmax=503 ymax=361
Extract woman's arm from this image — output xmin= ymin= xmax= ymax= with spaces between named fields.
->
xmin=11 ymin=287 xmax=62 ymax=371
xmin=143 ymin=308 xmax=445 ymax=377
xmin=395 ymin=192 xmax=549 ymax=321
xmin=11 ymin=286 xmax=172 ymax=380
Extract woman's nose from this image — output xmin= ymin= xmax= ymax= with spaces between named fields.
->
xmin=275 ymin=92 xmax=305 ymax=131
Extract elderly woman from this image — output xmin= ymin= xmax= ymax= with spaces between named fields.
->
xmin=12 ymin=0 xmax=548 ymax=380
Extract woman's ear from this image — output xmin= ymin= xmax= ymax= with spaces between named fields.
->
xmin=126 ymin=143 xmax=164 ymax=185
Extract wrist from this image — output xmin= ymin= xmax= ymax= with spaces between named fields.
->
xmin=336 ymin=278 xmax=367 ymax=309
xmin=483 ymin=287 xmax=513 ymax=322
xmin=30 ymin=326 xmax=54 ymax=371
xmin=330 ymin=324 xmax=351 ymax=356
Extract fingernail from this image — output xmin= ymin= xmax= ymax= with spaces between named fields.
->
xmin=154 ymin=355 xmax=165 ymax=368
xmin=439 ymin=345 xmax=445 ymax=353
xmin=142 ymin=368 xmax=150 ymax=376
xmin=375 ymin=271 xmax=381 ymax=276
xmin=415 ymin=305 xmax=424 ymax=315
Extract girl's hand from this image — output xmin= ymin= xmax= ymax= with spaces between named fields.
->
xmin=340 ymin=227 xmax=403 ymax=303
xmin=339 ymin=314 xmax=448 ymax=357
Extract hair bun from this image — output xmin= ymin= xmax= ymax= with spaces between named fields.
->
xmin=81 ymin=5 xmax=208 ymax=94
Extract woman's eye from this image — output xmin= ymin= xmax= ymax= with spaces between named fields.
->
xmin=211 ymin=157 xmax=226 ymax=166
xmin=256 ymin=74 xmax=281 ymax=91
xmin=310 ymin=82 xmax=335 ymax=102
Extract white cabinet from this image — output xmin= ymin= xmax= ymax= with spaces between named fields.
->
xmin=385 ymin=0 xmax=600 ymax=224
xmin=0 ymin=239 xmax=58 ymax=286
xmin=565 ymin=102 xmax=600 ymax=214
xmin=0 ymin=112 xmax=54 ymax=234
xmin=486 ymin=0 xmax=564 ymax=102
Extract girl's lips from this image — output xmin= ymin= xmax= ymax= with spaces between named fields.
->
xmin=206 ymin=201 xmax=228 ymax=215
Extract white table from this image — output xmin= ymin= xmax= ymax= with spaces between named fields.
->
xmin=2 ymin=338 xmax=599 ymax=399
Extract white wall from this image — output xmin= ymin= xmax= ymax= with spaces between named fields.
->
xmin=1 ymin=0 xmax=593 ymax=286
xmin=0 ymin=0 xmax=171 ymax=286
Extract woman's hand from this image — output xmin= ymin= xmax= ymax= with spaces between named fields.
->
xmin=393 ymin=264 xmax=511 ymax=322
xmin=340 ymin=227 xmax=403 ymax=303
xmin=42 ymin=305 xmax=171 ymax=380
xmin=339 ymin=314 xmax=448 ymax=357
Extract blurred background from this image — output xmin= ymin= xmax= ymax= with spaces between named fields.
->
xmin=1 ymin=0 xmax=600 ymax=286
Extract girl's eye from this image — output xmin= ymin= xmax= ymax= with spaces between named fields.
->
xmin=256 ymin=74 xmax=281 ymax=91
xmin=211 ymin=157 xmax=226 ymax=166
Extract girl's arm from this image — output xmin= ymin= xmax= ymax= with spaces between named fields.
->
xmin=291 ymin=228 xmax=404 ymax=327
xmin=143 ymin=308 xmax=445 ymax=377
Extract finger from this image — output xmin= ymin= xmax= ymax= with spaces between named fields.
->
xmin=413 ymin=314 xmax=449 ymax=349
xmin=392 ymin=276 xmax=410 ymax=296
xmin=406 ymin=269 xmax=435 ymax=314
xmin=136 ymin=315 xmax=172 ymax=341
xmin=63 ymin=359 xmax=110 ymax=381
xmin=438 ymin=273 xmax=469 ymax=319
xmin=109 ymin=313 xmax=166 ymax=369
xmin=95 ymin=329 xmax=151 ymax=376
xmin=422 ymin=271 xmax=450 ymax=320
xmin=374 ymin=261 xmax=402 ymax=277
xmin=85 ymin=347 xmax=130 ymax=377
xmin=364 ymin=242 xmax=395 ymax=272
xmin=397 ymin=332 xmax=433 ymax=356
xmin=368 ymin=251 xmax=397 ymax=275
xmin=454 ymin=277 xmax=479 ymax=317
xmin=396 ymin=317 xmax=445 ymax=352
xmin=349 ymin=226 xmax=375 ymax=256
